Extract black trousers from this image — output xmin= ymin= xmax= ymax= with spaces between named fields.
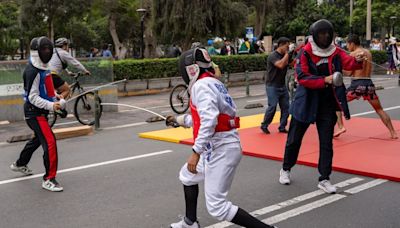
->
xmin=16 ymin=116 xmax=58 ymax=180
xmin=282 ymin=109 xmax=337 ymax=181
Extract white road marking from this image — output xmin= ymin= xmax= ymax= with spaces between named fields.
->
xmin=205 ymin=177 xmax=363 ymax=228
xmin=0 ymin=150 xmax=173 ymax=186
xmin=262 ymin=179 xmax=387 ymax=225
xmin=344 ymin=179 xmax=387 ymax=194
xmin=263 ymin=194 xmax=347 ymax=224
xmin=119 ymin=104 xmax=171 ymax=113
xmin=385 ymin=86 xmax=397 ymax=90
xmin=0 ymin=142 xmax=9 ymax=146
xmin=54 ymin=121 xmax=79 ymax=126
xmin=352 ymin=105 xmax=400 ymax=117
xmin=0 ymin=120 xmax=10 ymax=125
xmin=246 ymin=98 xmax=267 ymax=103
xmin=102 ymin=122 xmax=148 ymax=130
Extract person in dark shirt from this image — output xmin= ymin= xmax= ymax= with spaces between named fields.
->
xmin=260 ymin=37 xmax=291 ymax=134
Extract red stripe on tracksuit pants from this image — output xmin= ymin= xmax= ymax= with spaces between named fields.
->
xmin=16 ymin=116 xmax=58 ymax=180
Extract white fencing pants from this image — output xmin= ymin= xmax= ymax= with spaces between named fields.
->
xmin=179 ymin=142 xmax=242 ymax=221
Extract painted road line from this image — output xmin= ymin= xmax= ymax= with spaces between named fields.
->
xmin=102 ymin=122 xmax=148 ymax=130
xmin=344 ymin=179 xmax=387 ymax=194
xmin=247 ymin=98 xmax=267 ymax=103
xmin=205 ymin=177 xmax=363 ymax=228
xmin=262 ymin=179 xmax=388 ymax=225
xmin=352 ymin=106 xmax=400 ymax=117
xmin=54 ymin=121 xmax=79 ymax=127
xmin=233 ymin=93 xmax=265 ymax=100
xmin=0 ymin=142 xmax=9 ymax=147
xmin=0 ymin=120 xmax=10 ymax=125
xmin=119 ymin=104 xmax=171 ymax=113
xmin=0 ymin=150 xmax=173 ymax=186
xmin=385 ymin=86 xmax=397 ymax=90
xmin=263 ymin=194 xmax=347 ymax=224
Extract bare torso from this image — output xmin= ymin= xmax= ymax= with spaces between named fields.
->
xmin=345 ymin=47 xmax=372 ymax=78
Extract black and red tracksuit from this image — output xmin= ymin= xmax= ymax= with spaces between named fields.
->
xmin=283 ymin=43 xmax=362 ymax=181
xmin=16 ymin=62 xmax=58 ymax=180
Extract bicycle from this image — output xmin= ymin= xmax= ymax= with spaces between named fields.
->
xmin=48 ymin=72 xmax=103 ymax=127
xmin=169 ymin=83 xmax=190 ymax=114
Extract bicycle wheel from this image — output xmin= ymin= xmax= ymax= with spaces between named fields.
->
xmin=47 ymin=111 xmax=57 ymax=128
xmin=74 ymin=92 xmax=102 ymax=125
xmin=169 ymin=84 xmax=190 ymax=114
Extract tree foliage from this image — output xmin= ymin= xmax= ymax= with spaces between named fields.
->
xmin=0 ymin=0 xmax=398 ymax=60
xmin=152 ymin=0 xmax=248 ymax=48
xmin=0 ymin=1 xmax=20 ymax=59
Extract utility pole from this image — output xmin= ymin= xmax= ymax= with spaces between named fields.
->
xmin=366 ymin=0 xmax=371 ymax=46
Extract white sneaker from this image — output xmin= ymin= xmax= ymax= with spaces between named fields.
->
xmin=279 ymin=169 xmax=291 ymax=185
xmin=42 ymin=178 xmax=63 ymax=192
xmin=10 ymin=162 xmax=33 ymax=175
xmin=170 ymin=218 xmax=200 ymax=228
xmin=318 ymin=180 xmax=337 ymax=194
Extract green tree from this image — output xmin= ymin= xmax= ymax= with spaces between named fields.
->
xmin=352 ymin=0 xmax=400 ymax=40
xmin=152 ymin=0 xmax=248 ymax=49
xmin=263 ymin=0 xmax=348 ymax=40
xmin=19 ymin=0 xmax=93 ymax=41
xmin=0 ymin=1 xmax=20 ymax=59
xmin=91 ymin=0 xmax=140 ymax=59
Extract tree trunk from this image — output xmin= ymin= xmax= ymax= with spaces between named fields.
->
xmin=108 ymin=13 xmax=127 ymax=59
xmin=48 ymin=18 xmax=54 ymax=41
xmin=143 ymin=0 xmax=157 ymax=58
xmin=255 ymin=0 xmax=267 ymax=38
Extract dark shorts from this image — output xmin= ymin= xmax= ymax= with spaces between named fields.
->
xmin=346 ymin=79 xmax=378 ymax=101
xmin=52 ymin=73 xmax=66 ymax=89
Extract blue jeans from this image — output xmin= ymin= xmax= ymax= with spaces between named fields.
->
xmin=261 ymin=86 xmax=290 ymax=131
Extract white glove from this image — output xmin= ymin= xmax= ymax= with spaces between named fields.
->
xmin=289 ymin=43 xmax=296 ymax=53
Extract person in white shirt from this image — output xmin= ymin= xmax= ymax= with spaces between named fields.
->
xmin=167 ymin=47 xmax=276 ymax=228
xmin=48 ymin=37 xmax=91 ymax=99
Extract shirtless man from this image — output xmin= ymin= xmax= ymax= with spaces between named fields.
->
xmin=334 ymin=35 xmax=398 ymax=139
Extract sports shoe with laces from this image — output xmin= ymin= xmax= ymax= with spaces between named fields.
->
xmin=170 ymin=218 xmax=200 ymax=228
xmin=42 ymin=178 xmax=63 ymax=192
xmin=318 ymin=180 xmax=336 ymax=194
xmin=279 ymin=169 xmax=291 ymax=185
xmin=10 ymin=162 xmax=33 ymax=175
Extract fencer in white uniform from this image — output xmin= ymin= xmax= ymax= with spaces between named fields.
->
xmin=168 ymin=47 xmax=276 ymax=228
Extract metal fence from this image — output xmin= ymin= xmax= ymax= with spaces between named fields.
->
xmin=0 ymin=58 xmax=114 ymax=86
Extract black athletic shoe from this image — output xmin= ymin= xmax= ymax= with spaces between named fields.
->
xmin=261 ymin=127 xmax=270 ymax=134
xmin=278 ymin=129 xmax=289 ymax=133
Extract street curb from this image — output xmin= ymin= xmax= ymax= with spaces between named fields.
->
xmin=6 ymin=126 xmax=93 ymax=143
xmin=118 ymin=88 xmax=171 ymax=97
xmin=244 ymin=103 xmax=264 ymax=109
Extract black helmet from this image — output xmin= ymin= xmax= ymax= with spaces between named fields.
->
xmin=30 ymin=36 xmax=54 ymax=64
xmin=310 ymin=19 xmax=334 ymax=49
xmin=179 ymin=47 xmax=212 ymax=85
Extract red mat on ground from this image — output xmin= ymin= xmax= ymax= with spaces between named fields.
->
xmin=180 ymin=117 xmax=400 ymax=182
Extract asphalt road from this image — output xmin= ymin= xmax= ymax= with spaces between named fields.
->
xmin=0 ymin=75 xmax=399 ymax=228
